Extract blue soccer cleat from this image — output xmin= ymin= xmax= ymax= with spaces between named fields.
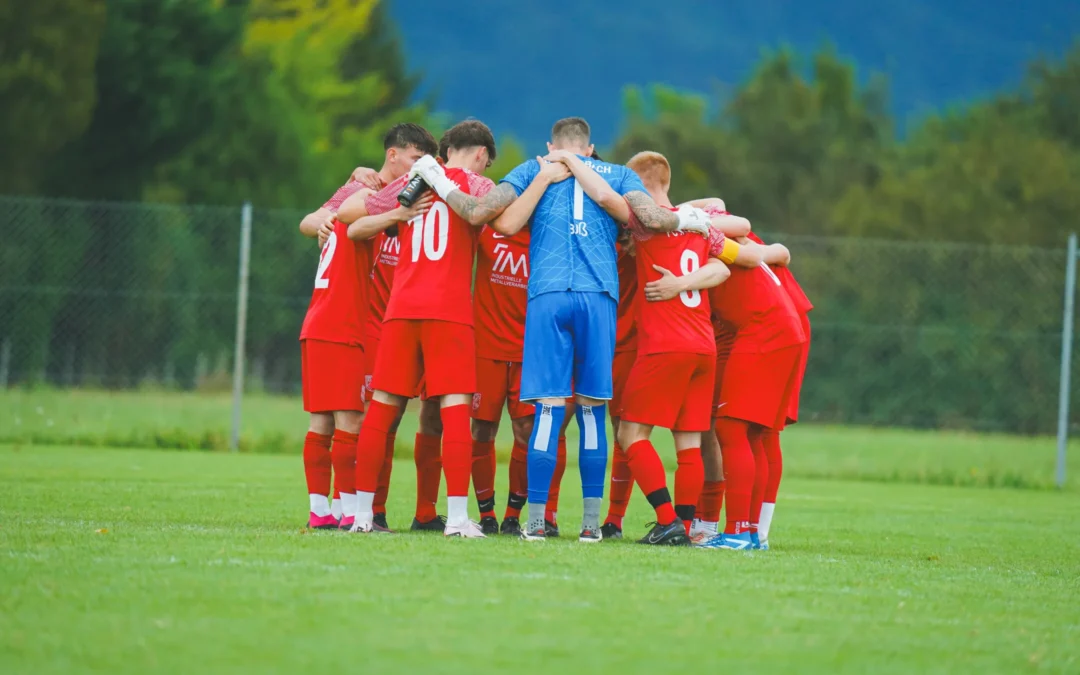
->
xmin=695 ymin=531 xmax=754 ymax=550
xmin=750 ymin=531 xmax=760 ymax=549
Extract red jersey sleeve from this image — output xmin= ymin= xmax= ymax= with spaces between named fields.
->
xmin=701 ymin=204 xmax=728 ymax=219
xmin=322 ymin=181 xmax=366 ymax=211
xmin=624 ymin=210 xmax=654 ymax=241
xmin=364 ymin=175 xmax=410 ymax=216
xmin=706 ymin=227 xmax=728 ymax=257
xmin=467 ymin=171 xmax=496 ymax=198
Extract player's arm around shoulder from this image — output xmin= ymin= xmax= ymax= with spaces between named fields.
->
xmin=643 ymin=258 xmax=730 ymax=302
xmin=491 ymin=158 xmax=571 ymax=236
xmin=300 ymin=208 xmax=334 ymax=240
xmin=546 ymin=150 xmax=630 ymax=223
xmin=340 ymin=180 xmax=433 ymax=241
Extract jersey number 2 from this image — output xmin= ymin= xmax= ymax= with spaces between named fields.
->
xmin=410 ymin=202 xmax=450 ymax=262
xmin=679 ymin=250 xmax=702 ymax=308
xmin=314 ymin=232 xmax=337 ymax=289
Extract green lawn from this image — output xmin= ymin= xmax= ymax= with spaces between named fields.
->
xmin=2 ymin=445 xmax=1078 ymax=673
xmin=1 ymin=388 xmax=1075 ymax=489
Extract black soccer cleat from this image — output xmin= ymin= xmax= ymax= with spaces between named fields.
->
xmin=638 ymin=521 xmax=690 ymax=546
xmin=544 ymin=519 xmax=561 ymax=538
xmin=500 ymin=516 xmax=522 ymax=536
xmin=600 ymin=522 xmax=623 ymax=540
xmin=372 ymin=513 xmax=390 ymax=531
xmin=479 ymin=516 xmax=500 ymax=535
xmin=410 ymin=515 xmax=447 ymax=532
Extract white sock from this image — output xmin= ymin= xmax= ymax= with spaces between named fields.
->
xmin=447 ymin=496 xmax=469 ymax=526
xmin=527 ymin=502 xmax=547 ymax=533
xmin=759 ymin=502 xmax=775 ymax=540
xmin=309 ymin=494 xmax=331 ymax=517
xmin=356 ymin=491 xmax=376 ymax=522
xmin=690 ymin=518 xmax=702 ymax=532
xmin=330 ymin=498 xmax=343 ymax=520
xmin=701 ymin=520 xmax=719 ymax=535
xmin=340 ymin=493 xmax=358 ymax=518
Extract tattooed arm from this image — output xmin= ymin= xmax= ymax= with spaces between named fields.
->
xmin=623 ymin=192 xmax=681 ymax=232
xmin=445 ymin=183 xmax=519 ymax=227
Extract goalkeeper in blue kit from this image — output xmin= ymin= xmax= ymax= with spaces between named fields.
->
xmin=419 ymin=117 xmax=712 ymax=541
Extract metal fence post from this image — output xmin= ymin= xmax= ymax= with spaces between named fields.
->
xmin=1056 ymin=233 xmax=1077 ymax=488
xmin=230 ymin=202 xmax=253 ymax=452
xmin=0 ymin=337 xmax=10 ymax=389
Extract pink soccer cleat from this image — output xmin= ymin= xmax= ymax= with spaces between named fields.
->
xmin=338 ymin=515 xmax=355 ymax=531
xmin=308 ymin=512 xmax=339 ymax=530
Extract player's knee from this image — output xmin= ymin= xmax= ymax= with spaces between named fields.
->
xmin=308 ymin=412 xmax=334 ymax=435
xmin=617 ymin=422 xmax=648 ymax=449
xmin=333 ymin=410 xmax=363 ymax=434
xmin=575 ymin=394 xmax=604 ymax=408
xmin=418 ymin=399 xmax=443 ymax=435
xmin=472 ymin=419 xmax=498 ymax=443
xmin=511 ymin=416 xmax=533 ymax=447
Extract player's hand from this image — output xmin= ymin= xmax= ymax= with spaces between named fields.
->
xmin=395 ymin=192 xmax=434 ymax=222
xmin=543 ymin=149 xmax=576 ymax=165
xmin=316 ymin=213 xmax=336 ymax=248
xmin=536 ymin=156 xmax=571 ymax=184
xmin=675 ymin=206 xmax=711 ymax=236
xmin=409 ymin=154 xmax=459 ymax=199
xmin=351 ymin=166 xmax=384 ymax=190
xmin=644 ymin=265 xmax=686 ymax=302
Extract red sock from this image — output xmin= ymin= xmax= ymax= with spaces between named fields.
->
xmin=763 ymin=429 xmax=783 ymax=503
xmin=441 ymin=405 xmax=471 ymax=497
xmin=674 ymin=447 xmax=704 ymax=533
xmin=546 ymin=436 xmax=568 ymax=522
xmin=413 ymin=432 xmax=441 ymax=522
xmin=354 ymin=401 xmax=397 ymax=495
xmin=715 ymin=417 xmax=753 ymax=534
xmin=605 ymin=441 xmax=633 ymax=527
xmin=625 ymin=439 xmax=676 ymax=526
xmin=303 ymin=431 xmax=332 ymax=497
xmin=504 ymin=440 xmax=528 ymax=519
xmin=330 ymin=430 xmax=357 ymax=507
xmin=748 ymin=426 xmax=769 ymax=530
xmin=373 ymin=432 xmax=395 ymax=515
xmin=697 ymin=480 xmax=725 ymax=523
xmin=472 ymin=439 xmax=497 ymax=518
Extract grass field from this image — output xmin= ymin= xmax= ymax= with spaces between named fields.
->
xmin=2 ymin=444 xmax=1079 ymax=673
xmin=2 ymin=388 xmax=1075 ymax=489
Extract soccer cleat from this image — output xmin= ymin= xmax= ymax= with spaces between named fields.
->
xmin=544 ymin=520 xmax=561 ymax=538
xmin=479 ymin=516 xmax=500 ymax=535
xmin=600 ymin=522 xmax=623 ymax=540
xmin=500 ymin=516 xmax=522 ymax=536
xmin=444 ymin=520 xmax=487 ymax=538
xmin=520 ymin=524 xmax=547 ymax=542
xmin=308 ymin=512 xmax=339 ymax=530
xmin=373 ymin=513 xmax=392 ymax=531
xmin=579 ymin=525 xmax=603 ymax=543
xmin=696 ymin=531 xmax=754 ymax=550
xmin=410 ymin=515 xmax=447 ymax=532
xmin=757 ymin=537 xmax=770 ymax=551
xmin=688 ymin=523 xmax=715 ymax=545
xmin=750 ymin=531 xmax=760 ymax=549
xmin=338 ymin=515 xmax=355 ymax=531
xmin=638 ymin=521 xmax=690 ymax=546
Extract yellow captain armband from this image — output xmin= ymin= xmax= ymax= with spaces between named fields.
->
xmin=716 ymin=238 xmax=740 ymax=265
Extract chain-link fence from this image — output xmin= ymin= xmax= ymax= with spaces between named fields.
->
xmin=1 ymin=195 xmax=1075 ymax=437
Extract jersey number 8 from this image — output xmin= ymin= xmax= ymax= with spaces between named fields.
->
xmin=679 ymin=250 xmax=702 ymax=308
xmin=410 ymin=202 xmax=450 ymax=262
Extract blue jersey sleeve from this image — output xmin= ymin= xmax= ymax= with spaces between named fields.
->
xmin=616 ymin=165 xmax=648 ymax=196
xmin=500 ymin=160 xmax=539 ymax=197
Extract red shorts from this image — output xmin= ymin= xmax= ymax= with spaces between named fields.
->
xmin=610 ymin=350 xmax=637 ymax=417
xmin=717 ymin=345 xmax=801 ymax=430
xmin=301 ymin=339 xmax=365 ymax=413
xmin=372 ymin=319 xmax=476 ymax=398
xmin=711 ymin=343 xmax=733 ymax=413
xmin=472 ymin=358 xmax=533 ymax=422
xmin=785 ymin=317 xmax=811 ymax=425
xmin=363 ymin=335 xmax=380 ymax=403
xmin=621 ymin=352 xmax=715 ymax=432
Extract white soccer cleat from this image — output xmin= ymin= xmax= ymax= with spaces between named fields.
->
xmin=348 ymin=514 xmax=374 ymax=533
xmin=444 ymin=520 xmax=487 ymax=538
xmin=689 ymin=525 xmax=714 ymax=546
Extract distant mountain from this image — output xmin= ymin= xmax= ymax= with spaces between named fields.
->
xmin=387 ymin=0 xmax=1079 ymax=148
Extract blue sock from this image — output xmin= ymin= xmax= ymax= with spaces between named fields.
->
xmin=577 ymin=404 xmax=608 ymax=499
xmin=527 ymin=403 xmax=565 ymax=504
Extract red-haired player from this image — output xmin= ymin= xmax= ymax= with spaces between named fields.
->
xmin=296 ymin=123 xmax=437 ymax=530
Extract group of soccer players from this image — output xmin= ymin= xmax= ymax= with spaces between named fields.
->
xmin=295 ymin=116 xmax=811 ymax=549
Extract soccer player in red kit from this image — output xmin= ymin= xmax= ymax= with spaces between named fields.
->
xmin=295 ymin=123 xmax=438 ymax=530
xmin=349 ymin=120 xmax=499 ymax=537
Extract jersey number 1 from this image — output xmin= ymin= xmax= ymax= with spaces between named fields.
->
xmin=410 ymin=202 xmax=450 ymax=262
xmin=679 ymin=250 xmax=702 ymax=308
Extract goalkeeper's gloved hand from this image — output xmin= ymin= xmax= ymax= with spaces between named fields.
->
xmin=674 ymin=205 xmax=711 ymax=236
xmin=409 ymin=155 xmax=459 ymax=200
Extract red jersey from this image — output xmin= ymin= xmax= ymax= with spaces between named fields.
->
xmin=628 ymin=216 xmax=731 ymax=356
xmin=745 ymin=232 xmax=813 ymax=316
xmin=299 ymin=181 xmax=373 ymax=346
xmin=615 ymin=243 xmax=639 ymax=353
xmin=366 ymin=232 xmax=400 ymax=344
xmin=709 ymin=259 xmax=805 ymax=354
xmin=365 ymin=168 xmax=494 ymax=325
xmin=474 ymin=226 xmax=529 ymax=361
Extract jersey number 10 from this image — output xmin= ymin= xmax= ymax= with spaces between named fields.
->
xmin=410 ymin=202 xmax=450 ymax=262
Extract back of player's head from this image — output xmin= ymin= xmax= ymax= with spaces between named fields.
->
xmin=551 ymin=117 xmax=591 ymax=147
xmin=626 ymin=151 xmax=671 ymax=191
xmin=441 ymin=120 xmax=497 ymax=161
xmin=383 ymin=123 xmax=438 ymax=156
xmin=590 ymin=150 xmax=603 ymax=161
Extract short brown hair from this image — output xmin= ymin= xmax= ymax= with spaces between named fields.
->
xmin=626 ymin=151 xmax=671 ymax=190
xmin=440 ymin=119 xmax=497 ymax=161
xmin=551 ymin=117 xmax=591 ymax=146
xmin=384 ymin=123 xmax=438 ymax=156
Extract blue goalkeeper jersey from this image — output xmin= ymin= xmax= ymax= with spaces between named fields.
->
xmin=501 ymin=156 xmax=646 ymax=302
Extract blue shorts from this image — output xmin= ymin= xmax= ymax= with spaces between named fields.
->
xmin=521 ymin=291 xmax=616 ymax=401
